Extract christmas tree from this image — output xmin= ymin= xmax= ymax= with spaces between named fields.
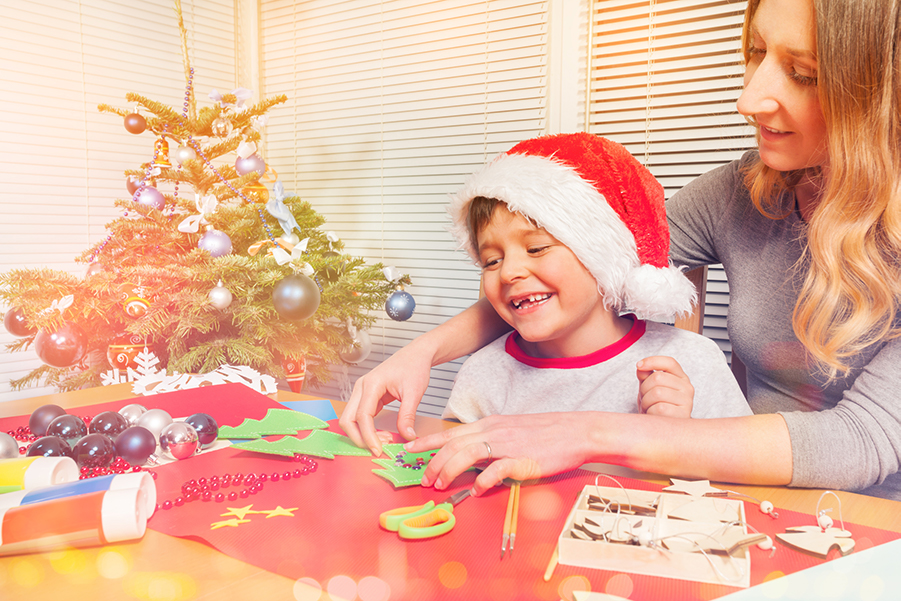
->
xmin=0 ymin=2 xmax=412 ymax=394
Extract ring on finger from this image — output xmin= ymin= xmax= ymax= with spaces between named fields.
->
xmin=484 ymin=441 xmax=492 ymax=462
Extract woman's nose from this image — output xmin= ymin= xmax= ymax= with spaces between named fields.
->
xmin=737 ymin=60 xmax=781 ymax=118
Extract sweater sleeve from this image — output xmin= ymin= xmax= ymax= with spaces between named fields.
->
xmin=782 ymin=337 xmax=901 ymax=495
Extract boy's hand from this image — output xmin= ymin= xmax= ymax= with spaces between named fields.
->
xmin=636 ymin=356 xmax=694 ymax=418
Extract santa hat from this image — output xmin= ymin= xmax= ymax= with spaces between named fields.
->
xmin=448 ymin=132 xmax=696 ymax=321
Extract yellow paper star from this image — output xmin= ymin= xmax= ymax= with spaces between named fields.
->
xmin=263 ymin=505 xmax=299 ymax=518
xmin=210 ymin=518 xmax=251 ymax=530
xmin=220 ymin=505 xmax=260 ymax=520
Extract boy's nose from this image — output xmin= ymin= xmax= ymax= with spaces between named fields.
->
xmin=499 ymin=254 xmax=528 ymax=283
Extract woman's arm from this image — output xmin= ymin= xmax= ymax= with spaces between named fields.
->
xmin=340 ymin=296 xmax=512 ymax=455
xmin=406 ymin=411 xmax=792 ymax=495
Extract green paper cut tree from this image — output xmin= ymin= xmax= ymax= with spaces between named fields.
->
xmin=232 ymin=429 xmax=372 ymax=460
xmin=372 ymin=443 xmax=437 ymax=487
xmin=0 ymin=1 xmax=409 ymax=394
xmin=218 ymin=409 xmax=328 ymax=439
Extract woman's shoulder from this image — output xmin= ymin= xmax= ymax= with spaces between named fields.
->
xmin=668 ymin=151 xmax=757 ymax=211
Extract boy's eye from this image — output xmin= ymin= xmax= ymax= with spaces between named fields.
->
xmin=481 ymin=257 xmax=500 ymax=269
xmin=527 ymin=245 xmax=550 ymax=255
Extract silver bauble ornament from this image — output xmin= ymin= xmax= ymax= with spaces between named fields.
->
xmin=211 ymin=116 xmax=232 ymax=137
xmin=340 ymin=329 xmax=372 ymax=364
xmin=386 ymin=289 xmax=415 ymax=321
xmin=174 ymin=144 xmax=197 ymax=165
xmin=234 ymin=153 xmax=266 ymax=177
xmin=280 ymin=232 xmax=300 ymax=246
xmin=159 ymin=422 xmax=200 ymax=460
xmin=198 ymin=230 xmax=233 ymax=258
xmin=136 ymin=408 xmax=173 ymax=441
xmin=272 ymin=274 xmax=321 ymax=320
xmin=0 ymin=432 xmax=19 ymax=459
xmin=209 ymin=281 xmax=233 ymax=310
xmin=119 ymin=403 xmax=148 ymax=426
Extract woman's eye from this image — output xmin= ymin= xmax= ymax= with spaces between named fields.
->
xmin=789 ymin=69 xmax=818 ymax=87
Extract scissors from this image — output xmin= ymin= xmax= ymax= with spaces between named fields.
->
xmin=379 ymin=489 xmax=471 ymax=539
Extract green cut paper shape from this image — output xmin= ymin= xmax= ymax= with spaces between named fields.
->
xmin=232 ymin=429 xmax=372 ymax=459
xmin=372 ymin=443 xmax=436 ymax=487
xmin=218 ymin=409 xmax=328 ymax=439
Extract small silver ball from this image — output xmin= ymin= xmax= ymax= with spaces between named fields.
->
xmin=174 ymin=145 xmax=197 ymax=165
xmin=159 ymin=422 xmax=200 ymax=460
xmin=209 ymin=285 xmax=233 ymax=310
xmin=0 ymin=432 xmax=19 ymax=458
xmin=137 ymin=408 xmax=173 ymax=441
xmin=119 ymin=403 xmax=147 ymax=426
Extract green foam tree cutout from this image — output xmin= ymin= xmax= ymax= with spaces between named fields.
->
xmin=232 ymin=429 xmax=371 ymax=459
xmin=372 ymin=443 xmax=437 ymax=488
xmin=218 ymin=409 xmax=327 ymax=439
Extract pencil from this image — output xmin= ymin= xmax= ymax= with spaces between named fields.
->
xmin=509 ymin=482 xmax=520 ymax=556
xmin=501 ymin=482 xmax=515 ymax=558
xmin=543 ymin=545 xmax=558 ymax=582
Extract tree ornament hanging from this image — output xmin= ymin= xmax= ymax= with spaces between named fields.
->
xmin=84 ymin=262 xmax=104 ymax=278
xmin=3 ymin=307 xmax=36 ymax=338
xmin=211 ymin=114 xmax=232 ymax=137
xmin=123 ymin=295 xmax=150 ymax=319
xmin=339 ymin=324 xmax=372 ymax=364
xmin=126 ymin=175 xmax=142 ymax=195
xmin=382 ymin=266 xmax=415 ymax=321
xmin=174 ymin=144 xmax=197 ymax=165
xmin=209 ymin=280 xmax=233 ymax=310
xmin=123 ymin=112 xmax=146 ymax=134
xmin=34 ymin=321 xmax=88 ymax=368
xmin=242 ymin=181 xmax=269 ymax=202
xmin=153 ymin=137 xmax=171 ymax=167
xmin=198 ymin=228 xmax=233 ymax=257
xmin=281 ymin=355 xmax=306 ymax=393
xmin=134 ymin=185 xmax=166 ymax=210
xmin=235 ymin=153 xmax=266 ymax=177
xmin=272 ymin=273 xmax=321 ymax=320
xmin=107 ymin=333 xmax=149 ymax=370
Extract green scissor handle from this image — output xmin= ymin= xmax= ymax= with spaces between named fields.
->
xmin=397 ymin=502 xmax=456 ymax=539
xmin=379 ymin=500 xmax=436 ymax=532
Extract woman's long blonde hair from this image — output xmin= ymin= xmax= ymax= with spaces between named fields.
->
xmin=742 ymin=0 xmax=901 ymax=379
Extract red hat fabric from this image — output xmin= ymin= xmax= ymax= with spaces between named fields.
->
xmin=448 ymin=132 xmax=696 ymax=321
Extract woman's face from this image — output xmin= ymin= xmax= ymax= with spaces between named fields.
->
xmin=737 ymin=0 xmax=828 ymax=172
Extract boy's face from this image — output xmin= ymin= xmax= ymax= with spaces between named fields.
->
xmin=477 ymin=206 xmax=611 ymax=358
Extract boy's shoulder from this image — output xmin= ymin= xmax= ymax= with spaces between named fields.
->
xmin=638 ymin=320 xmax=723 ymax=355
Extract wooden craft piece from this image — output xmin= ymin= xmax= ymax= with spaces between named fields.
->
xmin=662 ymin=528 xmax=768 ymax=555
xmin=666 ymin=498 xmax=741 ymax=524
xmin=663 ymin=478 xmax=728 ymax=497
xmin=776 ymin=525 xmax=855 ymax=558
xmin=587 ymin=493 xmax=657 ymax=516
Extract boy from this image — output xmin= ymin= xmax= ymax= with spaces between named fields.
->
xmin=443 ymin=132 xmax=750 ymax=422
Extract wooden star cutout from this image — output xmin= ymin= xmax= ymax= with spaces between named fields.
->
xmin=220 ymin=505 xmax=259 ymax=520
xmin=663 ymin=478 xmax=727 ymax=497
xmin=263 ymin=505 xmax=298 ymax=518
xmin=210 ymin=518 xmax=251 ymax=530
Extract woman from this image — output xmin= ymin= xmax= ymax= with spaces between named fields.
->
xmin=340 ymin=0 xmax=901 ymax=500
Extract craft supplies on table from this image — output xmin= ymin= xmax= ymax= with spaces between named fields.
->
xmin=0 ymin=485 xmax=150 ymax=556
xmin=558 ymin=484 xmax=758 ymax=588
xmin=0 ymin=456 xmax=79 ymax=494
xmin=0 ymin=471 xmax=156 ymax=513
xmin=380 ymin=489 xmax=471 ymax=539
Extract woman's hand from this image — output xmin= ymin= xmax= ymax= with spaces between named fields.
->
xmin=339 ymin=341 xmax=434 ymax=456
xmin=636 ymin=356 xmax=694 ymax=418
xmin=405 ymin=413 xmax=595 ymax=496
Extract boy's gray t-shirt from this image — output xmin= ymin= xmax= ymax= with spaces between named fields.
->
xmin=444 ymin=318 xmax=752 ymax=423
xmin=666 ymin=151 xmax=901 ymax=499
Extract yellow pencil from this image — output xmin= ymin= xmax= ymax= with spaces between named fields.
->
xmin=543 ymin=545 xmax=559 ymax=582
xmin=501 ymin=482 xmax=516 ymax=558
xmin=509 ymin=482 xmax=520 ymax=556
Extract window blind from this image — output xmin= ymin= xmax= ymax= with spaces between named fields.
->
xmin=0 ymin=0 xmax=237 ymax=402
xmin=587 ymin=0 xmax=755 ymax=356
xmin=261 ymin=0 xmax=549 ymax=415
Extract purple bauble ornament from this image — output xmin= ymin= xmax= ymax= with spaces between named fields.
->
xmin=29 ymin=404 xmax=67 ymax=436
xmin=386 ymin=289 xmax=415 ymax=321
xmin=234 ymin=153 xmax=266 ymax=177
xmin=72 ymin=433 xmax=116 ymax=468
xmin=34 ymin=321 xmax=88 ymax=368
xmin=46 ymin=414 xmax=88 ymax=447
xmin=159 ymin=422 xmax=200 ymax=460
xmin=4 ymin=307 xmax=36 ymax=338
xmin=89 ymin=410 xmax=129 ymax=439
xmin=185 ymin=413 xmax=219 ymax=447
xmin=115 ymin=426 xmax=157 ymax=465
xmin=85 ymin=262 xmax=104 ymax=278
xmin=134 ymin=185 xmax=165 ymax=210
xmin=27 ymin=435 xmax=75 ymax=459
xmin=124 ymin=113 xmax=146 ymax=134
xmin=272 ymin=274 xmax=321 ymax=320
xmin=198 ymin=230 xmax=233 ymax=258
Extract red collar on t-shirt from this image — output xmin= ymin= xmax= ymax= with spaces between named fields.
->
xmin=504 ymin=314 xmax=646 ymax=369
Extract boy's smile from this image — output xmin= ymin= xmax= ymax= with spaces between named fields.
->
xmin=477 ymin=206 xmax=631 ymax=358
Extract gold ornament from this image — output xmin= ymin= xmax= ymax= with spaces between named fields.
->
xmin=242 ymin=181 xmax=269 ymax=202
xmin=154 ymin=137 xmax=171 ymax=167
